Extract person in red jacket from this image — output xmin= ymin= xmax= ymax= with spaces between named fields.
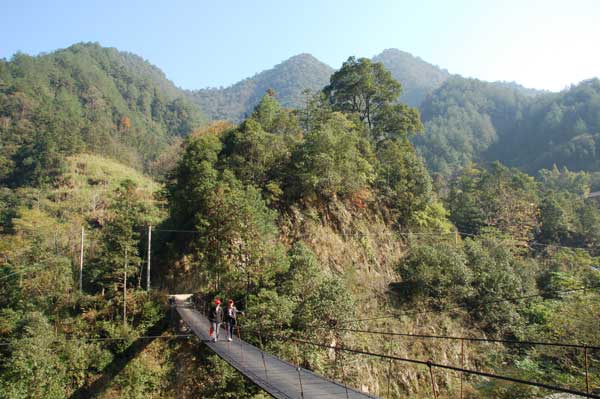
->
xmin=208 ymin=298 xmax=223 ymax=342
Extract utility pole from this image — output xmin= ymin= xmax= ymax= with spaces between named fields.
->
xmin=123 ymin=247 xmax=128 ymax=326
xmin=79 ymin=226 xmax=85 ymax=292
xmin=146 ymin=225 xmax=151 ymax=291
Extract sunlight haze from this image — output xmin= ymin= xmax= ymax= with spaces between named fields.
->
xmin=2 ymin=0 xmax=599 ymax=91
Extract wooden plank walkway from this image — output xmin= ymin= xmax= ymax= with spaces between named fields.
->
xmin=176 ymin=303 xmax=378 ymax=399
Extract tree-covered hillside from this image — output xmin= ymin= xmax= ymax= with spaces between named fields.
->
xmin=188 ymin=48 xmax=452 ymax=122
xmin=493 ymin=78 xmax=600 ymax=173
xmin=160 ymin=58 xmax=600 ymax=397
xmin=1 ymin=51 xmax=599 ymax=398
xmin=373 ymin=48 xmax=450 ymax=106
xmin=414 ymin=76 xmax=600 ymax=177
xmin=0 ymin=42 xmax=205 ymax=186
xmin=187 ymin=54 xmax=334 ymax=122
xmin=414 ymin=76 xmax=532 ymax=175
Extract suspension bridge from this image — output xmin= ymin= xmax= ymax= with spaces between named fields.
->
xmin=173 ymin=295 xmax=378 ymax=399
xmin=171 ymin=293 xmax=600 ymax=399
xmin=63 ymin=226 xmax=600 ymax=398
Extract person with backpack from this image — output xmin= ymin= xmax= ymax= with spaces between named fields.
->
xmin=224 ymin=299 xmax=241 ymax=342
xmin=208 ymin=298 xmax=223 ymax=342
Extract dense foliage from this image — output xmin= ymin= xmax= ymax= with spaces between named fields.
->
xmin=1 ymin=45 xmax=599 ymax=398
xmin=188 ymin=54 xmax=333 ymax=122
xmin=168 ymin=57 xmax=600 ymax=396
xmin=0 ymin=42 xmax=205 ymax=186
xmin=415 ymin=76 xmax=600 ymax=177
xmin=0 ymin=155 xmax=168 ymax=398
xmin=415 ymin=76 xmax=533 ymax=175
xmin=164 ymin=65 xmax=432 ymax=292
xmin=188 ymin=49 xmax=600 ymax=181
xmin=188 ymin=48 xmax=453 ymax=122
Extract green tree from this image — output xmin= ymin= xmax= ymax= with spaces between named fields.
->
xmin=447 ymin=164 xmax=487 ymax=235
xmin=249 ymin=90 xmax=299 ymax=135
xmin=397 ymin=241 xmax=472 ymax=308
xmin=280 ymin=243 xmax=354 ymax=331
xmin=375 ymin=138 xmax=432 ymax=225
xmin=288 ymin=112 xmax=374 ymax=200
xmin=448 ymin=162 xmax=539 ymax=243
xmin=0 ymin=312 xmax=68 ymax=399
xmin=220 ymin=118 xmax=292 ymax=191
xmin=166 ymin=133 xmax=221 ymax=230
xmin=89 ymin=179 xmax=147 ymax=296
xmin=195 ymin=171 xmax=288 ymax=295
xmin=464 ymin=233 xmax=537 ymax=333
xmin=324 ymin=56 xmax=422 ymax=140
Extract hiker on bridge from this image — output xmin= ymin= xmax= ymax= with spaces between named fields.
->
xmin=225 ymin=299 xmax=241 ymax=342
xmin=208 ymin=298 xmax=223 ymax=342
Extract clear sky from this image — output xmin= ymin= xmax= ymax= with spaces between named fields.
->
xmin=1 ymin=0 xmax=599 ymax=91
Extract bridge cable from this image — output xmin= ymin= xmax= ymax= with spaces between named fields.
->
xmin=275 ymin=334 xmax=600 ymax=399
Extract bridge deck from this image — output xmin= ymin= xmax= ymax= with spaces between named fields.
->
xmin=176 ymin=304 xmax=378 ymax=399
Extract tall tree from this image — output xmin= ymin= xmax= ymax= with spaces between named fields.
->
xmin=90 ymin=179 xmax=146 ymax=295
xmin=323 ymin=56 xmax=422 ymax=140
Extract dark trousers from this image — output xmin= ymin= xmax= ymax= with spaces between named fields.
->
xmin=226 ymin=319 xmax=237 ymax=339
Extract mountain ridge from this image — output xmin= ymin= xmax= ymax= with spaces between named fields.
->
xmin=373 ymin=48 xmax=451 ymax=105
xmin=187 ymin=53 xmax=334 ymax=121
xmin=0 ymin=42 xmax=205 ymax=185
xmin=187 ymin=48 xmax=461 ymax=121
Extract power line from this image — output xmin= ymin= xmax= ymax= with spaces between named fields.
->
xmin=0 ymin=263 xmax=46 ymax=282
xmin=145 ymin=225 xmax=597 ymax=252
xmin=0 ymin=334 xmax=195 ymax=347
xmin=146 ymin=228 xmax=201 ymax=234
xmin=398 ymin=230 xmax=596 ymax=252
xmin=282 ymin=335 xmax=600 ymax=399
xmin=336 ymin=285 xmax=599 ymax=324
xmin=332 ymin=327 xmax=600 ymax=351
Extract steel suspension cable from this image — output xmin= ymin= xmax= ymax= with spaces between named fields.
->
xmin=331 ymin=327 xmax=600 ymax=351
xmin=279 ymin=335 xmax=600 ymax=399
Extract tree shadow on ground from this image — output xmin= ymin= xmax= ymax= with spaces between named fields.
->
xmin=69 ymin=316 xmax=169 ymax=399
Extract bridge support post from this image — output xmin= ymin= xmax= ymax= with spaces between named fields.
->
xmin=79 ymin=226 xmax=84 ymax=292
xmin=258 ymin=327 xmax=269 ymax=382
xmin=387 ymin=324 xmax=393 ymax=398
xmin=427 ymin=360 xmax=438 ymax=399
xmin=294 ymin=342 xmax=304 ymax=398
xmin=296 ymin=367 xmax=304 ymax=398
xmin=336 ymin=343 xmax=350 ymax=399
xmin=387 ymin=358 xmax=392 ymax=398
xmin=146 ymin=224 xmax=151 ymax=291
xmin=584 ymin=345 xmax=590 ymax=395
xmin=260 ymin=350 xmax=269 ymax=382
xmin=237 ymin=324 xmax=244 ymax=362
xmin=460 ymin=339 xmax=465 ymax=399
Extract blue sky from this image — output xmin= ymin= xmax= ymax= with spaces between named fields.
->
xmin=2 ymin=0 xmax=599 ymax=91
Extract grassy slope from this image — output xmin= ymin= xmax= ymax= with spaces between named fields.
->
xmin=0 ymin=154 xmax=177 ymax=398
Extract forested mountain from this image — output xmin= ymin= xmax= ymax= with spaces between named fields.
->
xmin=183 ymin=48 xmax=597 ymax=180
xmin=492 ymin=78 xmax=600 ymax=173
xmin=187 ymin=54 xmax=334 ymax=121
xmin=492 ymin=80 xmax=546 ymax=98
xmin=189 ymin=49 xmax=450 ymax=122
xmin=0 ymin=42 xmax=205 ymax=186
xmin=1 ymin=46 xmax=599 ymax=398
xmin=414 ymin=76 xmax=533 ymax=175
xmin=414 ymin=76 xmax=600 ymax=176
xmin=373 ymin=48 xmax=450 ymax=106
